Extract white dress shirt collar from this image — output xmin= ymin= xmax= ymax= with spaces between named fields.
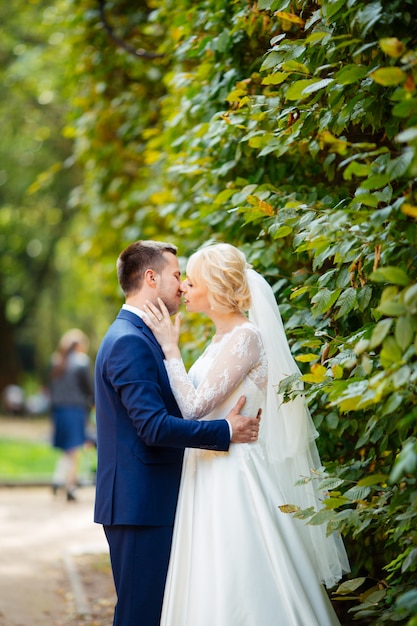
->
xmin=122 ymin=303 xmax=145 ymax=318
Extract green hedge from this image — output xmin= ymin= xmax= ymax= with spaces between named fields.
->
xmin=63 ymin=0 xmax=417 ymax=622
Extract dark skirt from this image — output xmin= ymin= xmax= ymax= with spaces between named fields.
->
xmin=51 ymin=405 xmax=87 ymax=451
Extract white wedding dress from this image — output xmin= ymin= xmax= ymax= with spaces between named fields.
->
xmin=160 ymin=315 xmax=349 ymax=626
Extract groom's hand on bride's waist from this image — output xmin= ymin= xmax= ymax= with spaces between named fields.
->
xmin=226 ymin=395 xmax=261 ymax=444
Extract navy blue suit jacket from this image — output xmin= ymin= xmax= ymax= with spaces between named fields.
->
xmin=94 ymin=308 xmax=230 ymax=527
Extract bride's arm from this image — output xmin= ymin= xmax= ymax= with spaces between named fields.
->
xmin=141 ymin=300 xmax=263 ymax=420
xmin=164 ymin=327 xmax=263 ymax=420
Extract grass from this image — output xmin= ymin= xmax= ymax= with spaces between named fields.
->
xmin=0 ymin=438 xmax=59 ymax=482
xmin=0 ymin=438 xmax=96 ymax=483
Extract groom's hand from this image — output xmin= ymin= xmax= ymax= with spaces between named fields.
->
xmin=227 ymin=396 xmax=261 ymax=444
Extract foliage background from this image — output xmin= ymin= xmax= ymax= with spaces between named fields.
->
xmin=1 ymin=0 xmax=417 ymax=623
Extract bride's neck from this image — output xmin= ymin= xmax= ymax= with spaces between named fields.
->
xmin=211 ymin=312 xmax=247 ymax=338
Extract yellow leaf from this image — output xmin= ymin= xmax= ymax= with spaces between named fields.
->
xmin=238 ymin=96 xmax=251 ymax=109
xmin=301 ymin=363 xmax=327 ymax=383
xmin=274 ymin=11 xmax=304 ymax=26
xmin=278 ymin=504 xmax=300 ymax=513
xmin=258 ymin=199 xmax=274 ymax=215
xmin=226 ymin=89 xmax=247 ymax=103
xmin=370 ymin=67 xmax=406 ymax=86
xmin=144 ymin=150 xmax=162 ymax=165
xmin=150 ymin=190 xmax=174 ymax=204
xmin=261 ymin=72 xmax=290 ymax=86
xmin=295 ymin=353 xmax=319 ymax=362
xmin=142 ymin=128 xmax=160 ymax=139
xmin=339 ymin=396 xmax=362 ymax=412
xmin=311 ymin=363 xmax=327 ymax=376
xmin=401 ymin=203 xmax=417 ymax=219
xmin=318 ymin=131 xmax=349 ymax=155
xmin=332 ymin=364 xmax=344 ymax=379
xmin=379 ymin=38 xmax=405 ymax=59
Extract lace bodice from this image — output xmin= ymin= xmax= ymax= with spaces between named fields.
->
xmin=165 ymin=323 xmax=267 ymax=420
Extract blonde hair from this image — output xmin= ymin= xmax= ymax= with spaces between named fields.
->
xmin=187 ymin=243 xmax=251 ymax=314
xmin=58 ymin=328 xmax=89 ymax=354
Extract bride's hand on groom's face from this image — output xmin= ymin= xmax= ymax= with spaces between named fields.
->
xmin=143 ymin=299 xmax=181 ymax=359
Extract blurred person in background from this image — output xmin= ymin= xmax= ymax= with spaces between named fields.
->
xmin=49 ymin=328 xmax=94 ymax=501
xmin=1 ymin=384 xmax=25 ymax=415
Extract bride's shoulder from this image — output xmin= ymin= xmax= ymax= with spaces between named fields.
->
xmin=230 ymin=321 xmax=263 ymax=342
xmin=212 ymin=322 xmax=261 ymax=347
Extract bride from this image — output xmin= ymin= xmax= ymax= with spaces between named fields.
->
xmin=143 ymin=243 xmax=350 ymax=626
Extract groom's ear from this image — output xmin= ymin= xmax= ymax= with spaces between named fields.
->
xmin=144 ymin=269 xmax=158 ymax=288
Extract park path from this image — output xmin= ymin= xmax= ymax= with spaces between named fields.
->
xmin=0 ymin=485 xmax=108 ymax=626
xmin=0 ymin=417 xmax=108 ymax=626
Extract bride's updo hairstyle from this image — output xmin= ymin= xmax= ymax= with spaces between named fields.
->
xmin=186 ymin=243 xmax=251 ymax=314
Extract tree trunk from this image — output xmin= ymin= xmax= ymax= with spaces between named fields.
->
xmin=0 ymin=302 xmax=21 ymax=391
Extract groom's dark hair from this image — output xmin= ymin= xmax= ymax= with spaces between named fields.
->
xmin=117 ymin=240 xmax=177 ymax=295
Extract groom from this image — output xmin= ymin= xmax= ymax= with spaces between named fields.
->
xmin=94 ymin=240 xmax=260 ymax=626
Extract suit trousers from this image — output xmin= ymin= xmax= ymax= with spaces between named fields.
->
xmin=104 ymin=524 xmax=173 ymax=626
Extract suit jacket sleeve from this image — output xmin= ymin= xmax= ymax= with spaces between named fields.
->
xmin=103 ymin=328 xmax=231 ymax=451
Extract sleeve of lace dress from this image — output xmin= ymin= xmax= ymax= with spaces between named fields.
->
xmin=164 ymin=326 xmax=262 ymax=420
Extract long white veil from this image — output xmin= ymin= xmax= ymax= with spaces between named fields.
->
xmin=247 ymin=268 xmax=350 ymax=588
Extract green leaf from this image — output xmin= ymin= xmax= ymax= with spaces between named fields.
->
xmin=334 ymin=578 xmax=367 ymax=595
xmin=380 ymin=336 xmax=402 ymax=365
xmin=311 ymin=288 xmax=341 ymax=315
xmin=214 ymin=188 xmax=235 ymax=204
xmin=302 ymin=78 xmax=334 ymax=95
xmin=355 ymin=3 xmax=383 ymax=35
xmin=353 ymin=191 xmax=380 ymax=207
xmin=386 ymin=150 xmax=414 ymax=180
xmin=323 ymin=496 xmax=349 ymax=509
xmin=308 ymin=508 xmax=336 ymax=525
xmin=318 ymin=477 xmax=345 ymax=490
xmin=305 ymin=31 xmax=328 ymax=45
xmin=357 ymin=473 xmax=388 ymax=487
xmin=269 ymin=224 xmax=293 ymax=239
xmin=323 ymin=0 xmax=346 ymax=20
xmin=393 ymin=98 xmax=417 ymax=118
xmin=335 ymin=287 xmax=357 ymax=319
xmin=357 ymin=286 xmax=373 ymax=312
xmin=260 ymin=51 xmax=283 ymax=71
xmin=261 ymin=72 xmax=290 ymax=85
xmin=343 ymin=161 xmax=371 ymax=180
xmin=281 ymin=60 xmax=309 ymax=74
xmin=395 ymin=315 xmax=414 ymax=351
xmin=393 ymin=365 xmax=411 ymax=388
xmin=396 ymin=127 xmax=417 ymax=143
xmin=401 ymin=548 xmax=417 ymax=572
xmin=343 ymin=485 xmax=371 ymax=501
xmin=335 ymin=64 xmax=368 ymax=85
xmin=370 ymin=267 xmax=410 ymax=286
xmin=396 ymin=588 xmax=417 ymax=610
xmin=369 ymin=318 xmax=393 ymax=349
xmin=382 ymin=392 xmax=403 ymax=416
xmin=290 ymin=286 xmax=311 ymax=300
xmin=390 ymin=439 xmax=417 ymax=482
xmin=404 ymin=283 xmax=417 ymax=312
xmin=377 ymin=301 xmax=406 ymax=316
xmin=286 ymin=79 xmax=321 ymax=101
xmin=360 ymin=174 xmax=391 ymax=190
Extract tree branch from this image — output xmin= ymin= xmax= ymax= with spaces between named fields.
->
xmin=98 ymin=0 xmax=164 ymax=60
